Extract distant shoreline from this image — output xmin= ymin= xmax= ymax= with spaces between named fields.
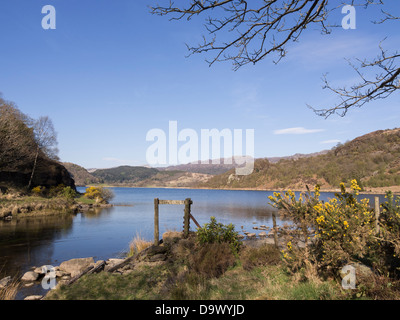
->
xmin=77 ymin=184 xmax=397 ymax=195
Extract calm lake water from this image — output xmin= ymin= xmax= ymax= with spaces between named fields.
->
xmin=0 ymin=187 xmax=386 ymax=299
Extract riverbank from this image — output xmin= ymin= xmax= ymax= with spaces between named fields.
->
xmin=39 ymin=231 xmax=399 ymax=300
xmin=40 ymin=232 xmax=346 ymax=300
xmin=0 ymin=193 xmax=112 ymax=220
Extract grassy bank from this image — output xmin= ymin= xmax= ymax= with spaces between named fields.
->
xmin=44 ymin=231 xmax=397 ymax=301
xmin=0 ymin=190 xmax=101 ymax=219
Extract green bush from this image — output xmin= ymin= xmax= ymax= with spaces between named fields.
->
xmin=196 ymin=216 xmax=242 ymax=254
xmin=62 ymin=186 xmax=77 ymax=200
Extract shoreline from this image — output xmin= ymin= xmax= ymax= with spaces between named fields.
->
xmin=79 ymin=184 xmax=397 ymax=195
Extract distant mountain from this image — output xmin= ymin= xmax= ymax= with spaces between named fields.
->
xmin=91 ymin=166 xmax=159 ymax=184
xmin=158 ymin=156 xmax=252 ymax=175
xmin=63 ymin=164 xmax=213 ymax=188
xmin=200 ymin=128 xmax=400 ymax=190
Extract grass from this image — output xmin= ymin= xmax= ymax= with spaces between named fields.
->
xmin=44 ymin=240 xmax=347 ymax=300
xmin=127 ymin=233 xmax=153 ymax=257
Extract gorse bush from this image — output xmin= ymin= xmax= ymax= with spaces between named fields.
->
xmin=83 ymin=186 xmax=114 ymax=204
xmin=196 ymin=216 xmax=241 ymax=254
xmin=269 ymin=180 xmax=400 ymax=280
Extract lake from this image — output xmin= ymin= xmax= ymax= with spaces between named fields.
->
xmin=0 ymin=187 xmax=386 ymax=299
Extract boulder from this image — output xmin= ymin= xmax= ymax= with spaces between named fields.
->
xmin=21 ymin=271 xmax=39 ymax=282
xmin=59 ymin=257 xmax=94 ymax=278
xmin=258 ymin=232 xmax=267 ymax=238
xmin=24 ymin=295 xmax=43 ymax=300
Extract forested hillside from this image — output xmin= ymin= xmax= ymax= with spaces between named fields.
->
xmin=201 ymin=128 xmax=400 ymax=190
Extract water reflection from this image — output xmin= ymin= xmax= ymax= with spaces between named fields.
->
xmin=0 ymin=214 xmax=74 ymax=277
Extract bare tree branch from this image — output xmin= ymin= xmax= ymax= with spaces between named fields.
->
xmin=310 ymin=42 xmax=400 ymax=117
xmin=151 ymin=0 xmax=398 ymax=116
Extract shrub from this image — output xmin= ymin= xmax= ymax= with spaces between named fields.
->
xmin=189 ymin=242 xmax=236 ymax=278
xmin=62 ymin=186 xmax=77 ymax=200
xmin=268 ymin=181 xmax=400 ymax=281
xmin=83 ymin=186 xmax=114 ymax=204
xmin=31 ymin=186 xmax=45 ymax=196
xmin=196 ymin=216 xmax=241 ymax=254
xmin=240 ymin=244 xmax=281 ymax=271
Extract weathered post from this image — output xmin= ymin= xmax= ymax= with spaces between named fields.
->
xmin=183 ymin=198 xmax=192 ymax=238
xmin=272 ymin=212 xmax=278 ymax=248
xmin=374 ymin=196 xmax=380 ymax=235
xmin=154 ymin=198 xmax=160 ymax=246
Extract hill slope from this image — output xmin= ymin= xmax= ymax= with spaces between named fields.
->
xmin=64 ymin=165 xmax=213 ymax=188
xmin=201 ymin=128 xmax=400 ymax=190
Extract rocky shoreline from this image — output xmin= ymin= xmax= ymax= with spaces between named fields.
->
xmin=0 ymin=201 xmax=113 ymax=221
xmin=0 ymin=230 xmax=283 ymax=300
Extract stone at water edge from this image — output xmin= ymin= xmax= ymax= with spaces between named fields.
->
xmin=59 ymin=257 xmax=94 ymax=278
xmin=21 ymin=271 xmax=39 ymax=282
xmin=24 ymin=295 xmax=43 ymax=300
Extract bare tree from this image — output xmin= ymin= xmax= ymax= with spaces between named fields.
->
xmin=0 ymin=97 xmax=36 ymax=171
xmin=28 ymin=116 xmax=59 ymax=189
xmin=151 ymin=0 xmax=399 ymax=116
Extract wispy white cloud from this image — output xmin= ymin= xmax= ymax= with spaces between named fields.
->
xmin=273 ymin=127 xmax=325 ymax=135
xmin=320 ymin=139 xmax=341 ymax=144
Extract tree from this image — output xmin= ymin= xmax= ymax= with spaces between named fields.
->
xmin=0 ymin=96 xmax=36 ymax=171
xmin=28 ymin=116 xmax=59 ymax=189
xmin=151 ymin=0 xmax=399 ymax=116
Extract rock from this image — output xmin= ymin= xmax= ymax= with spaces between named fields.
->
xmin=104 ymin=258 xmax=125 ymax=272
xmin=55 ymin=270 xmax=70 ymax=278
xmin=246 ymin=233 xmax=256 ymax=239
xmin=260 ymin=225 xmax=267 ymax=228
xmin=21 ymin=271 xmax=39 ymax=282
xmin=106 ymin=258 xmax=125 ymax=265
xmin=0 ymin=276 xmax=12 ymax=289
xmin=33 ymin=265 xmax=52 ymax=275
xmin=23 ymin=282 xmax=34 ymax=287
xmin=237 ymin=234 xmax=245 ymax=239
xmin=339 ymin=262 xmax=374 ymax=285
xmin=24 ymin=295 xmax=43 ymax=300
xmin=258 ymin=232 xmax=267 ymax=238
xmin=59 ymin=257 xmax=94 ymax=278
xmin=147 ymin=254 xmax=167 ymax=262
xmin=144 ymin=245 xmax=167 ymax=256
xmin=253 ymin=226 xmax=259 ymax=230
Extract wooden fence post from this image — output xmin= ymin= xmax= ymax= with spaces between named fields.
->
xmin=272 ymin=212 xmax=278 ymax=248
xmin=183 ymin=198 xmax=192 ymax=238
xmin=374 ymin=196 xmax=380 ymax=235
xmin=154 ymin=198 xmax=159 ymax=246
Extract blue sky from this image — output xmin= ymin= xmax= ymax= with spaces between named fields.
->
xmin=0 ymin=1 xmax=399 ymax=169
